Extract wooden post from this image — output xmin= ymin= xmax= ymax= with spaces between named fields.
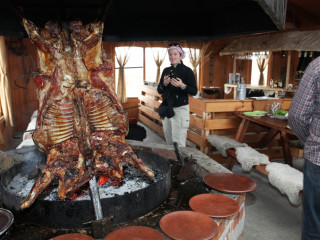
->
xmin=143 ymin=47 xmax=146 ymax=81
xmin=285 ymin=51 xmax=292 ymax=89
xmin=201 ymin=112 xmax=211 ymax=154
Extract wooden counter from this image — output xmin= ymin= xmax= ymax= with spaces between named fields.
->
xmin=139 ymin=85 xmax=300 ymax=164
xmin=224 ymin=84 xmax=296 ymax=99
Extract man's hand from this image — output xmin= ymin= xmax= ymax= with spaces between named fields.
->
xmin=171 ymin=77 xmax=186 ymax=89
xmin=163 ymin=75 xmax=171 ymax=86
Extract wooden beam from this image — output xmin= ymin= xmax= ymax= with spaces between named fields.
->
xmin=285 ymin=51 xmax=292 ymax=89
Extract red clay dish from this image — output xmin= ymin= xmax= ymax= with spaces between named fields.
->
xmin=204 ymin=172 xmax=257 ymax=193
xmin=160 ymin=210 xmax=218 ymax=240
xmin=50 ymin=233 xmax=94 ymax=240
xmin=104 ymin=226 xmax=165 ymax=240
xmin=189 ymin=193 xmax=240 ymax=218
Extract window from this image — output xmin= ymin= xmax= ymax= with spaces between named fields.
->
xmin=114 ymin=47 xmax=144 ymax=98
xmin=250 ymin=52 xmax=269 ymax=86
xmin=145 ymin=47 xmax=168 ymax=82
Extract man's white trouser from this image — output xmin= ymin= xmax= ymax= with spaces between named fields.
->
xmin=162 ymin=104 xmax=189 ymax=147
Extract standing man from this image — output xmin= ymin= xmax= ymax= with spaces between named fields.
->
xmin=288 ymin=56 xmax=320 ymax=240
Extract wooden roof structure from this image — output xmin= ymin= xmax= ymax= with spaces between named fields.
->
xmin=220 ymin=0 xmax=320 ymax=55
xmin=219 ymin=30 xmax=320 ymax=55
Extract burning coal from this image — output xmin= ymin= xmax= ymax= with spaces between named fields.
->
xmin=9 ymin=164 xmax=162 ymax=202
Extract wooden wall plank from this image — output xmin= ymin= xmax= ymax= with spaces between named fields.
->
xmin=141 ymin=85 xmax=160 ymax=97
xmin=190 ymin=114 xmax=204 ymax=131
xmin=187 ymin=130 xmax=208 ymax=147
xmin=205 ymin=100 xmax=253 ymax=112
xmin=7 ymin=37 xmax=39 ymax=132
xmin=211 ymin=129 xmax=238 ymax=135
xmin=122 ymin=97 xmax=140 ymax=119
xmin=189 ymin=97 xmax=206 ymax=115
xmin=139 ymin=95 xmax=160 ymax=108
xmin=139 ymin=105 xmax=162 ymax=122
xmin=204 ymin=118 xmax=240 ymax=130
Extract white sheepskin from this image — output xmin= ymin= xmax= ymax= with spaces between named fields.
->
xmin=266 ymin=162 xmax=303 ymax=205
xmin=235 ymin=146 xmax=270 ymax=171
xmin=207 ymin=134 xmax=247 ymax=157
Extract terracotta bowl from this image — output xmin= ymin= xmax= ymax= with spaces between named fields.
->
xmin=50 ymin=233 xmax=94 ymax=240
xmin=204 ymin=172 xmax=257 ymax=193
xmin=189 ymin=193 xmax=240 ymax=218
xmin=160 ymin=210 xmax=218 ymax=240
xmin=104 ymin=226 xmax=165 ymax=240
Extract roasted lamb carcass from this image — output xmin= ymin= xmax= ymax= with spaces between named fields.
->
xmin=20 ymin=19 xmax=154 ymax=210
xmin=69 ymin=21 xmax=154 ymax=179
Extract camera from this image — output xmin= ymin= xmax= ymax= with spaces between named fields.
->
xmin=169 ymin=69 xmax=177 ymax=79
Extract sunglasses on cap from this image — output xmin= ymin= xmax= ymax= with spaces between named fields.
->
xmin=169 ymin=43 xmax=181 ymax=48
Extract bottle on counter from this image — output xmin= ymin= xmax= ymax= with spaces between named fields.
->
xmin=278 ymin=79 xmax=283 ymax=88
xmin=273 ymin=80 xmax=278 ymax=88
xmin=269 ymin=78 xmax=274 ymax=88
xmin=237 ymin=77 xmax=246 ymax=100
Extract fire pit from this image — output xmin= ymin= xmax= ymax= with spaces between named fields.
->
xmin=0 ymin=149 xmax=171 ymax=228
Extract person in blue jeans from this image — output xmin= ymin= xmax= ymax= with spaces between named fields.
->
xmin=288 ymin=56 xmax=320 ymax=239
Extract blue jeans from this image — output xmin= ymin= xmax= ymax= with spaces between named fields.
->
xmin=302 ymin=160 xmax=320 ymax=239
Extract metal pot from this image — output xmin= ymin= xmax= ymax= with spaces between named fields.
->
xmin=0 ymin=208 xmax=14 ymax=240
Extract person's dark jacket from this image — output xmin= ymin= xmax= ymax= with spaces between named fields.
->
xmin=157 ymin=63 xmax=197 ymax=107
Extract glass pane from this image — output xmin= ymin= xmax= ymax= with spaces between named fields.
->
xmin=251 ymin=52 xmax=269 ymax=86
xmin=145 ymin=47 xmax=199 ymax=83
xmin=145 ymin=47 xmax=168 ymax=82
xmin=124 ymin=68 xmax=143 ymax=97
xmin=115 ymin=47 xmax=143 ymax=97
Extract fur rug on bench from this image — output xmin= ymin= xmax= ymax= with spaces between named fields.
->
xmin=207 ymin=134 xmax=248 ymax=157
xmin=235 ymin=146 xmax=270 ymax=171
xmin=266 ymin=162 xmax=303 ymax=205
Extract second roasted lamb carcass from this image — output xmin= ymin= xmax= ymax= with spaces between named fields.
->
xmin=20 ymin=19 xmax=154 ymax=210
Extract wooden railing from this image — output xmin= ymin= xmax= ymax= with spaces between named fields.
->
xmin=138 ymin=85 xmax=164 ymax=137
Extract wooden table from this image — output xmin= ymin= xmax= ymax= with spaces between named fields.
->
xmin=234 ymin=113 xmax=297 ymax=166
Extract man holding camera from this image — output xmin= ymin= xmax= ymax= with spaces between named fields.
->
xmin=157 ymin=43 xmax=197 ymax=147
